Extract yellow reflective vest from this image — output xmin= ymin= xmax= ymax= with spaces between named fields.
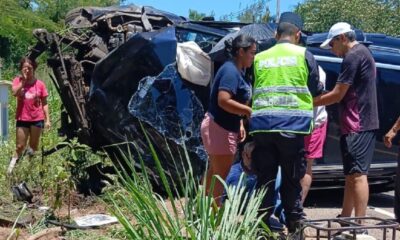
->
xmin=250 ymin=42 xmax=314 ymax=135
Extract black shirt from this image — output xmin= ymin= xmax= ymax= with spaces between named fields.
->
xmin=337 ymin=43 xmax=379 ymax=134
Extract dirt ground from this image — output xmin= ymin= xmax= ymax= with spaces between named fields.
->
xmin=1 ymin=191 xmax=399 ymax=240
xmin=0 ymin=191 xmax=114 ymax=240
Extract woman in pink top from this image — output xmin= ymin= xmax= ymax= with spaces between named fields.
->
xmin=8 ymin=58 xmax=51 ymax=174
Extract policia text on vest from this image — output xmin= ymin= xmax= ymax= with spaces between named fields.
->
xmin=250 ymin=43 xmax=314 ymax=135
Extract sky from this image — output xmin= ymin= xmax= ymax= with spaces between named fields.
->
xmin=125 ymin=0 xmax=304 ymax=20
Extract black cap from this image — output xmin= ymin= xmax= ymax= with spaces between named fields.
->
xmin=279 ymin=12 xmax=303 ymax=30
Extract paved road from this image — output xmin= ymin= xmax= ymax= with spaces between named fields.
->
xmin=303 ymin=190 xmax=399 ymax=239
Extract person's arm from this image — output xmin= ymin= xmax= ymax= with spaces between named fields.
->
xmin=217 ymin=65 xmax=252 ymax=118
xmin=313 ymin=83 xmax=350 ymax=107
xmin=11 ymin=77 xmax=25 ymax=97
xmin=305 ymin=51 xmax=324 ymax=97
xmin=384 ymin=116 xmax=400 ymax=148
xmin=314 ymin=52 xmax=358 ymax=107
xmin=218 ymin=90 xmax=252 ymax=118
xmin=42 ymin=97 xmax=51 ymax=129
xmin=239 ymin=119 xmax=246 ymax=142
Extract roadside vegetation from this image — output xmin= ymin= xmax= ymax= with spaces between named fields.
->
xmin=0 ymin=67 xmax=62 ymax=202
xmin=0 ymin=68 xmax=121 ymax=239
xmin=297 ymin=0 xmax=400 ymax=36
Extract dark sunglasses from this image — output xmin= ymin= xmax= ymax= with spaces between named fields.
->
xmin=329 ymin=36 xmax=341 ymax=47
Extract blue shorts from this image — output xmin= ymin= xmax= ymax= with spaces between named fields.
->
xmin=340 ymin=130 xmax=376 ymax=175
xmin=16 ymin=120 xmax=44 ymax=129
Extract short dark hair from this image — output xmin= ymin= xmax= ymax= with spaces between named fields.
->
xmin=277 ymin=22 xmax=300 ymax=37
xmin=344 ymin=31 xmax=356 ymax=42
xmin=279 ymin=12 xmax=303 ymax=30
xmin=19 ymin=57 xmax=38 ymax=71
xmin=225 ymin=34 xmax=256 ymax=58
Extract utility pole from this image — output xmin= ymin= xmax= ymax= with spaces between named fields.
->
xmin=276 ymin=0 xmax=280 ymax=23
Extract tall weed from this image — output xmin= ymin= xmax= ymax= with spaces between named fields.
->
xmin=108 ymin=125 xmax=270 ymax=240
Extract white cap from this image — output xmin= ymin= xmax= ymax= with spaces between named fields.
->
xmin=320 ymin=22 xmax=354 ymax=49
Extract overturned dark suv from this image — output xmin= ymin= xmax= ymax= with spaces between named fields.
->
xmin=27 ymin=4 xmax=399 ymax=192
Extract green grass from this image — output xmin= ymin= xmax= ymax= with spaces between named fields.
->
xmin=65 ymin=226 xmax=128 ymax=240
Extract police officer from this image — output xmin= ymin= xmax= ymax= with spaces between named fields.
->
xmin=249 ymin=12 xmax=323 ymax=236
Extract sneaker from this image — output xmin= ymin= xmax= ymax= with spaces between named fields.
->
xmin=336 ymin=230 xmax=375 ymax=240
xmin=269 ymin=217 xmax=285 ymax=232
xmin=287 ymin=221 xmax=305 ymax=240
xmin=7 ymin=157 xmax=18 ymax=175
xmin=336 ymin=214 xmax=351 ymax=227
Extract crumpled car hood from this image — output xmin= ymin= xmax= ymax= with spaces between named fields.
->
xmin=88 ymin=26 xmax=206 ymax=179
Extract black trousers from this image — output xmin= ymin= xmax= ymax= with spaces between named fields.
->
xmin=251 ymin=132 xmax=306 ymax=232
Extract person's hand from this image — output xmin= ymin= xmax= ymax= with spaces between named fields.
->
xmin=20 ymin=74 xmax=27 ymax=86
xmin=21 ymin=69 xmax=28 ymax=81
xmin=244 ymin=106 xmax=252 ymax=119
xmin=383 ymin=129 xmax=397 ymax=148
xmin=239 ymin=123 xmax=246 ymax=142
xmin=44 ymin=120 xmax=51 ymax=130
xmin=241 ymin=142 xmax=255 ymax=173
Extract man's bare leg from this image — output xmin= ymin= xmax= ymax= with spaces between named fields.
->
xmin=300 ymin=158 xmax=313 ymax=204
xmin=341 ymin=176 xmax=354 ymax=217
xmin=340 ymin=174 xmax=368 ymax=220
xmin=353 ymin=174 xmax=369 ymax=217
xmin=204 ymin=154 xmax=235 ymax=206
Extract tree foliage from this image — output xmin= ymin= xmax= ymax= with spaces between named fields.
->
xmin=33 ymin=0 xmax=123 ymax=24
xmin=220 ymin=0 xmax=271 ymax=23
xmin=0 ymin=0 xmax=59 ymax=72
xmin=189 ymin=9 xmax=206 ymax=21
xmin=296 ymin=0 xmax=400 ymax=36
xmin=188 ymin=9 xmax=215 ymax=21
xmin=238 ymin=0 xmax=270 ymax=23
xmin=0 ymin=0 xmax=124 ymax=73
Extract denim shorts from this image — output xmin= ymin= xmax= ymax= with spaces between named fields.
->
xmin=16 ymin=120 xmax=44 ymax=129
xmin=340 ymin=130 xmax=376 ymax=175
